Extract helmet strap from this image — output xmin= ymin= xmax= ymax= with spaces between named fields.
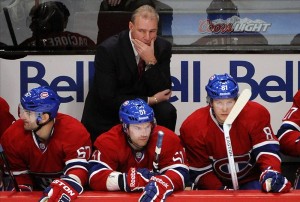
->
xmin=33 ymin=112 xmax=53 ymax=133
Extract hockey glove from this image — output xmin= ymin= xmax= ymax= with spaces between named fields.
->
xmin=119 ymin=167 xmax=155 ymax=192
xmin=39 ymin=175 xmax=83 ymax=202
xmin=259 ymin=168 xmax=291 ymax=193
xmin=139 ymin=175 xmax=174 ymax=202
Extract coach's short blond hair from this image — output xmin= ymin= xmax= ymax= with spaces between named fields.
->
xmin=131 ymin=5 xmax=159 ymax=23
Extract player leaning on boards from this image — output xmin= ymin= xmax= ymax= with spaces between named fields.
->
xmin=277 ymin=90 xmax=300 ymax=189
xmin=0 ymin=86 xmax=92 ymax=201
xmin=88 ymin=99 xmax=189 ymax=201
xmin=179 ymin=73 xmax=291 ymax=192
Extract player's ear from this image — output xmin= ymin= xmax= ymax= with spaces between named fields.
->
xmin=39 ymin=113 xmax=50 ymax=123
xmin=122 ymin=123 xmax=129 ymax=133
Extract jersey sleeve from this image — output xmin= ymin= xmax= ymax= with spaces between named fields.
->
xmin=277 ymin=97 xmax=300 ymax=156
xmin=247 ymin=102 xmax=282 ymax=172
xmin=88 ymin=132 xmax=120 ymax=191
xmin=0 ymin=97 xmax=15 ymax=138
xmin=61 ymin=119 xmax=92 ymax=186
xmin=154 ymin=127 xmax=189 ymax=191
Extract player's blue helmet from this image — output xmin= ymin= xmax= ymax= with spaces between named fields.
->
xmin=206 ymin=0 xmax=239 ymax=21
xmin=205 ymin=73 xmax=239 ymax=100
xmin=21 ymin=86 xmax=60 ymax=119
xmin=119 ymin=98 xmax=154 ymax=125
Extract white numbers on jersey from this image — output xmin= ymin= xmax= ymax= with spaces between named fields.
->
xmin=283 ymin=107 xmax=298 ymax=120
xmin=172 ymin=151 xmax=185 ymax=164
xmin=77 ymin=146 xmax=91 ymax=159
xmin=91 ymin=150 xmax=101 ymax=161
xmin=263 ymin=127 xmax=274 ymax=140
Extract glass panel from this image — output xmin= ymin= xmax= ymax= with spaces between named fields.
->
xmin=0 ymin=0 xmax=299 ymax=53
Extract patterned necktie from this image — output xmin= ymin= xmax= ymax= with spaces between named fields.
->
xmin=137 ymin=58 xmax=145 ymax=79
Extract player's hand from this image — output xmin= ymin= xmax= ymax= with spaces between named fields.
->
xmin=121 ymin=167 xmax=154 ymax=192
xmin=39 ymin=175 xmax=83 ymax=202
xmin=259 ymin=168 xmax=291 ymax=193
xmin=139 ymin=175 xmax=173 ymax=202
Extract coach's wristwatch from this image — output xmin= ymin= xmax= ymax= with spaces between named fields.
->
xmin=145 ymin=64 xmax=154 ymax=71
xmin=145 ymin=60 xmax=156 ymax=71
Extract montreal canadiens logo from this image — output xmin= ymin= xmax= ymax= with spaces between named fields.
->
xmin=40 ymin=92 xmax=49 ymax=99
xmin=212 ymin=153 xmax=254 ymax=180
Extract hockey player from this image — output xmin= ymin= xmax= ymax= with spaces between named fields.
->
xmin=180 ymin=73 xmax=291 ymax=192
xmin=0 ymin=96 xmax=15 ymax=190
xmin=277 ymin=90 xmax=300 ymax=189
xmin=277 ymin=90 xmax=300 ymax=157
xmin=19 ymin=1 xmax=95 ymax=49
xmin=0 ymin=97 xmax=15 ymax=138
xmin=0 ymin=86 xmax=92 ymax=201
xmin=88 ymin=98 xmax=189 ymax=202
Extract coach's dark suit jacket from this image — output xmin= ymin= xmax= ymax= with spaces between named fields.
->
xmin=82 ymin=30 xmax=172 ymax=142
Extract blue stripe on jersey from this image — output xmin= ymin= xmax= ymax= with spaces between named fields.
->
xmin=189 ymin=165 xmax=212 ymax=183
xmin=277 ymin=122 xmax=299 ymax=139
xmin=64 ymin=159 xmax=89 ymax=173
xmin=252 ymin=141 xmax=280 ymax=159
xmin=88 ymin=160 xmax=111 ymax=176
xmin=172 ymin=166 xmax=190 ymax=187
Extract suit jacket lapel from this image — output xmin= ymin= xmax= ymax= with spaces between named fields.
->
xmin=120 ymin=30 xmax=137 ymax=75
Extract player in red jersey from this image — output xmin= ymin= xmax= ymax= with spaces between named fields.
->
xmin=0 ymin=97 xmax=15 ymax=190
xmin=277 ymin=90 xmax=300 ymax=156
xmin=0 ymin=97 xmax=15 ymax=138
xmin=88 ymin=98 xmax=189 ymax=202
xmin=277 ymin=90 xmax=300 ymax=189
xmin=180 ymin=73 xmax=291 ymax=192
xmin=0 ymin=86 xmax=92 ymax=201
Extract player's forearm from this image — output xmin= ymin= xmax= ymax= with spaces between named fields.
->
xmin=89 ymin=169 xmax=115 ymax=191
xmin=163 ymin=168 xmax=189 ymax=191
xmin=66 ymin=167 xmax=89 ymax=186
xmin=279 ymin=131 xmax=300 ymax=156
xmin=257 ymin=155 xmax=282 ymax=172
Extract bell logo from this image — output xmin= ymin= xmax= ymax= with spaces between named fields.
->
xmin=20 ymin=60 xmax=94 ymax=103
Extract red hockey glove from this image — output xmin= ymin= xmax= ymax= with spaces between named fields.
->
xmin=139 ymin=175 xmax=173 ymax=202
xmin=119 ymin=167 xmax=155 ymax=192
xmin=39 ymin=175 xmax=83 ymax=202
xmin=259 ymin=168 xmax=291 ymax=193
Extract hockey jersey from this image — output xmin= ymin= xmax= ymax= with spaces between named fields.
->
xmin=89 ymin=124 xmax=189 ymax=191
xmin=277 ymin=90 xmax=300 ymax=156
xmin=1 ymin=113 xmax=92 ymax=190
xmin=180 ymin=101 xmax=281 ymax=190
xmin=0 ymin=97 xmax=15 ymax=139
